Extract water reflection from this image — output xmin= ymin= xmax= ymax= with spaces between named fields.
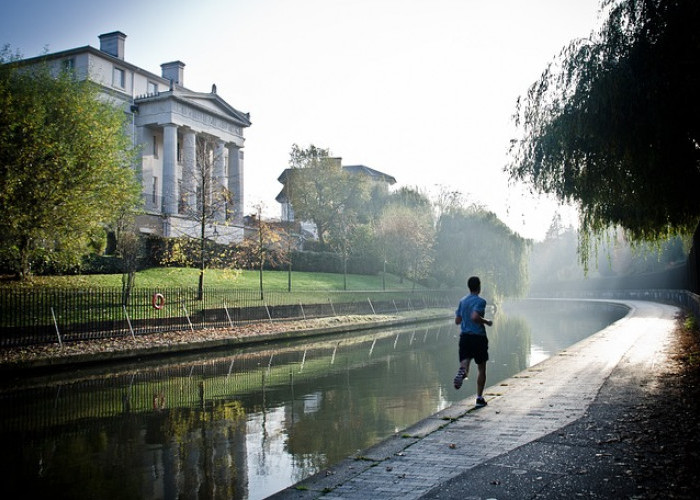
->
xmin=0 ymin=300 xmax=627 ymax=499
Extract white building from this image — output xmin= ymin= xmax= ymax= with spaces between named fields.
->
xmin=18 ymin=31 xmax=251 ymax=243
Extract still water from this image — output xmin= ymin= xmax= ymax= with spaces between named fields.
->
xmin=0 ymin=300 xmax=627 ymax=499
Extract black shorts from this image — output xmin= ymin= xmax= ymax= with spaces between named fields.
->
xmin=458 ymin=333 xmax=489 ymax=364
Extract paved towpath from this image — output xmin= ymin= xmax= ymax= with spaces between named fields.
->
xmin=269 ymin=299 xmax=679 ymax=499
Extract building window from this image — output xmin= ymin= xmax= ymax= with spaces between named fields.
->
xmin=147 ymin=81 xmax=158 ymax=95
xmin=153 ymin=136 xmax=158 ymax=158
xmin=177 ymin=140 xmax=182 ymax=163
xmin=113 ymin=67 xmax=125 ymax=88
xmin=62 ymin=58 xmax=75 ymax=71
xmin=152 ymin=177 xmax=158 ymax=204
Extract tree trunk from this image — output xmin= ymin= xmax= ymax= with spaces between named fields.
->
xmin=121 ymin=271 xmax=135 ymax=306
xmin=198 ymin=214 xmax=205 ymax=301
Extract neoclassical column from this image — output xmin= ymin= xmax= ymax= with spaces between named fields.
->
xmin=162 ymin=123 xmax=179 ymax=215
xmin=182 ymin=129 xmax=196 ymax=215
xmin=214 ymin=139 xmax=226 ymax=222
xmin=227 ymin=145 xmax=243 ymax=221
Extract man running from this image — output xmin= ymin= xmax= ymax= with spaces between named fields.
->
xmin=453 ymin=276 xmax=492 ymax=408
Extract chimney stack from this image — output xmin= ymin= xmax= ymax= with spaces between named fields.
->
xmin=161 ymin=61 xmax=185 ymax=86
xmin=98 ymin=31 xmax=126 ymax=60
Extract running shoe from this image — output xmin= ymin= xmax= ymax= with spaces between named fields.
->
xmin=453 ymin=367 xmax=467 ymax=389
xmin=475 ymin=396 xmax=487 ymax=407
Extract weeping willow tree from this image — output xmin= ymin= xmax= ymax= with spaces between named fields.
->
xmin=507 ymin=0 xmax=700 ymax=269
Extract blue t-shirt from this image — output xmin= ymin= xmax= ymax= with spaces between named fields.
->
xmin=456 ymin=293 xmax=487 ymax=335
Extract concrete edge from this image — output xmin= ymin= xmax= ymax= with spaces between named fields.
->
xmin=0 ymin=312 xmax=452 ymax=374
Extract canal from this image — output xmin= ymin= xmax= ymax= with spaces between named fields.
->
xmin=0 ymin=299 xmax=627 ymax=499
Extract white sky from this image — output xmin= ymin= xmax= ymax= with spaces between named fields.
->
xmin=1 ymin=0 xmax=601 ymax=241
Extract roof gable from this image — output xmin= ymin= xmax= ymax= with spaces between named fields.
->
xmin=343 ymin=165 xmax=397 ymax=184
xmin=177 ymin=90 xmax=252 ymax=127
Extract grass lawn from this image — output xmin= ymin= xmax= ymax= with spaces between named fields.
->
xmin=0 ymin=267 xmax=422 ymax=291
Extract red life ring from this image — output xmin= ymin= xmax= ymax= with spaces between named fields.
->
xmin=152 ymin=293 xmax=165 ymax=310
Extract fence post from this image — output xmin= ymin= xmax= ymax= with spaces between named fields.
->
xmin=223 ymin=301 xmax=235 ymax=329
xmin=181 ymin=302 xmax=195 ymax=333
xmin=123 ymin=305 xmax=136 ymax=341
xmin=330 ymin=341 xmax=340 ymax=365
xmin=367 ymin=298 xmax=376 ymax=315
xmin=50 ymin=307 xmax=63 ymax=348
xmin=299 ymin=349 xmax=307 ymax=373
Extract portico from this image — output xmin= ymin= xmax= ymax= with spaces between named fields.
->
xmin=135 ymin=86 xmax=251 ymax=243
xmin=12 ymin=31 xmax=252 ymax=244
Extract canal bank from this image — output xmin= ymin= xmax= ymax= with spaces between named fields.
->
xmin=270 ymin=300 xmax=700 ymax=499
xmin=0 ymin=310 xmax=452 ymax=375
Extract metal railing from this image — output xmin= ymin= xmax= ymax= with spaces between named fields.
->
xmin=0 ymin=287 xmax=460 ymax=347
xmin=528 ymin=288 xmax=700 ymax=321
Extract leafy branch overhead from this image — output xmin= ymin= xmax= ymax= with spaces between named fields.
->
xmin=507 ymin=0 xmax=700 ymax=247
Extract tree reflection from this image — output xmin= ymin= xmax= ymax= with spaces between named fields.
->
xmin=0 ymin=302 xmax=626 ymax=499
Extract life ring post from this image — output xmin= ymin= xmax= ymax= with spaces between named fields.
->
xmin=152 ymin=293 xmax=165 ymax=310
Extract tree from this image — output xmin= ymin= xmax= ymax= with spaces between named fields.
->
xmin=146 ymin=135 xmax=233 ymax=298
xmin=285 ymin=144 xmax=370 ymax=247
xmin=376 ymin=202 xmax=434 ymax=288
xmin=507 ymin=0 xmax=700 ymax=262
xmin=177 ymin=135 xmax=233 ymax=298
xmin=432 ymin=204 xmax=530 ymax=297
xmin=529 ymin=220 xmax=583 ymax=288
xmin=0 ymin=49 xmax=141 ymax=278
xmin=236 ymin=205 xmax=289 ymax=300
xmin=114 ymin=211 xmax=142 ymax=306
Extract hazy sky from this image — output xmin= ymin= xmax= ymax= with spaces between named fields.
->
xmin=1 ymin=0 xmax=601 ymax=240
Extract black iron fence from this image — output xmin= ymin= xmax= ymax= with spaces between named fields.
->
xmin=0 ymin=287 xmax=460 ymax=347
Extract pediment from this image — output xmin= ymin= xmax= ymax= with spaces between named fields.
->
xmin=177 ymin=91 xmax=252 ymax=128
xmin=136 ymin=89 xmax=251 ymax=129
